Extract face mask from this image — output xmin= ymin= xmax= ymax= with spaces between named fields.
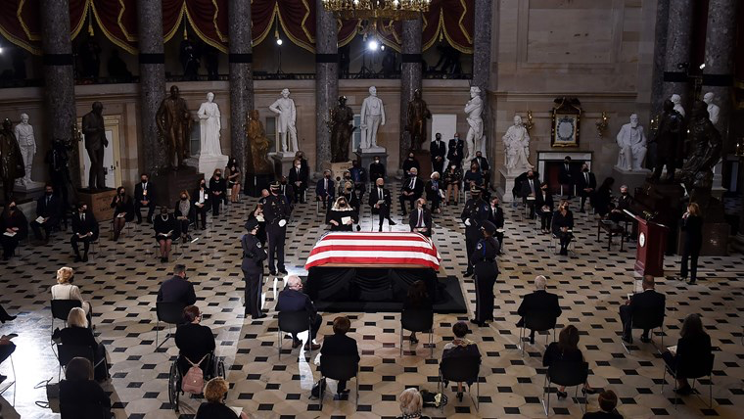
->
xmin=46 ymin=192 xmax=53 ymax=196
xmin=9 ymin=205 xmax=16 ymax=211
xmin=181 ymin=196 xmax=187 ymax=200
xmin=375 ymin=160 xmax=379 ymax=163
xmin=528 ymin=175 xmax=534 ymax=179
xmin=215 ymin=173 xmax=221 ymax=177
xmin=583 ymin=168 xmax=589 ymax=172
xmin=141 ymin=179 xmax=147 ymax=183
xmin=295 ymin=165 xmax=301 ymax=169
xmin=325 ymin=175 xmax=331 ymax=179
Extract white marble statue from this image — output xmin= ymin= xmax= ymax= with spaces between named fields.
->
xmin=671 ymin=94 xmax=686 ymax=118
xmin=197 ymin=92 xmax=222 ymax=156
xmin=360 ymin=86 xmax=386 ymax=150
xmin=703 ymin=92 xmax=720 ymax=125
xmin=269 ymin=88 xmax=298 ymax=153
xmin=503 ymin=115 xmax=533 ymax=175
xmin=15 ymin=113 xmax=38 ymax=188
xmin=464 ymin=86 xmax=484 ymax=162
xmin=616 ymin=113 xmax=647 ymax=171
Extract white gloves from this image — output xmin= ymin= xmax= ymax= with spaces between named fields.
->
xmin=278 ymin=219 xmax=287 ymax=227
xmin=464 ymin=219 xmax=471 ymax=226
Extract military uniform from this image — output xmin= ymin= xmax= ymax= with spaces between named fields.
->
xmin=263 ymin=188 xmax=291 ymax=275
xmin=471 ymin=235 xmax=500 ymax=325
xmin=241 ymin=229 xmax=267 ymax=318
xmin=460 ymin=192 xmax=490 ymax=275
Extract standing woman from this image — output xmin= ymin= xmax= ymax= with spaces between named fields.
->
xmin=193 ymin=179 xmax=210 ymax=230
xmin=680 ymin=202 xmax=703 ymax=285
xmin=110 ymin=186 xmax=134 ymax=242
xmin=470 ymin=220 xmax=499 ymax=327
xmin=241 ymin=219 xmax=267 ymax=319
xmin=225 ymin=157 xmax=242 ymax=203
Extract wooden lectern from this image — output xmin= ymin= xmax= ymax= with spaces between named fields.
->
xmin=633 ymin=216 xmax=669 ymax=277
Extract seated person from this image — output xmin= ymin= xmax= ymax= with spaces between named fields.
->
xmin=593 ymin=177 xmax=615 ymax=218
xmin=30 ymin=183 xmax=61 ymax=244
xmin=0 ymin=334 xmax=16 ymax=384
xmin=518 ymin=170 xmax=540 ymax=217
xmin=110 ymin=186 xmax=135 ymax=242
xmin=552 ymin=200 xmax=574 ymax=255
xmin=402 ymin=152 xmax=420 ymax=177
xmin=0 ymin=201 xmax=28 ymax=260
xmin=175 ymin=305 xmax=215 ymax=377
xmin=583 ymin=389 xmax=623 ymax=419
xmin=543 ymin=325 xmax=596 ymax=399
xmin=196 ymin=377 xmax=248 ymax=419
xmin=158 ymin=264 xmax=197 ymax=306
xmin=275 ymin=275 xmax=322 ymax=351
xmin=289 ymin=158 xmax=309 ymax=204
xmin=70 ymin=203 xmax=99 ymax=263
xmin=174 ymin=190 xmax=196 ymax=243
xmin=403 ymin=280 xmax=433 ymax=344
xmin=154 ymin=206 xmax=178 ymax=263
xmin=320 ymin=316 xmax=360 ymax=398
xmin=52 ymin=266 xmax=93 ymax=319
xmin=193 ymin=179 xmax=210 ymax=230
xmin=53 ymin=307 xmax=109 ymax=381
xmin=338 ymin=181 xmax=361 ymax=214
xmin=134 ymin=173 xmax=155 ymax=224
xmin=661 ymin=313 xmax=712 ymax=396
xmin=535 ymin=182 xmax=554 ymax=234
xmin=424 ymin=172 xmax=443 ymax=214
xmin=517 ymin=275 xmax=562 ymax=345
xmin=350 ymin=160 xmax=367 ymax=201
xmin=408 ymin=198 xmax=433 ymax=237
xmin=397 ymin=388 xmax=426 ymax=420
xmin=610 ymin=185 xmax=637 ymax=239
xmin=328 ymin=196 xmax=358 ymax=232
xmin=369 ymin=156 xmax=386 ymax=186
xmin=316 ymin=170 xmax=335 ymax=210
xmin=399 ymin=167 xmax=423 ymax=216
xmin=60 ymin=357 xmax=112 ymax=419
xmin=620 ymin=275 xmax=665 ymax=344
xmin=442 ymin=321 xmax=481 ymax=402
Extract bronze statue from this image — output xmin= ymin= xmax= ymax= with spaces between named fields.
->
xmin=679 ymin=100 xmax=722 ymax=205
xmin=82 ymin=102 xmax=108 ymax=190
xmin=405 ymin=89 xmax=432 ymax=151
xmin=156 ymin=85 xmax=192 ymax=170
xmin=0 ymin=118 xmax=24 ymax=203
xmin=330 ymin=96 xmax=354 ymax=162
xmin=246 ymin=110 xmax=273 ymax=174
xmin=650 ymin=99 xmax=683 ymax=182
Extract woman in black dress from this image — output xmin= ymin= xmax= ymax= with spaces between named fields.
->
xmin=443 ymin=164 xmax=463 ymax=206
xmin=110 ymin=186 xmax=135 ymax=242
xmin=193 ymin=179 xmax=210 ymax=229
xmin=403 ymin=280 xmax=433 ymax=344
xmin=153 ymin=206 xmax=178 ymax=263
xmin=535 ymin=182 xmax=554 ymax=234
xmin=680 ymin=202 xmax=703 ymax=284
xmin=543 ymin=325 xmax=596 ymax=399
xmin=53 ymin=307 xmax=109 ymax=381
xmin=0 ymin=201 xmax=28 ymax=260
xmin=225 ymin=157 xmax=241 ymax=203
xmin=552 ymin=200 xmax=574 ymax=255
xmin=328 ymin=197 xmax=358 ymax=232
xmin=208 ymin=169 xmax=227 ymax=216
xmin=661 ymin=313 xmax=711 ymax=395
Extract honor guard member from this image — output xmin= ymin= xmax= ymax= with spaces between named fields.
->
xmin=460 ymin=185 xmax=490 ymax=276
xmin=470 ymin=220 xmax=500 ymax=327
xmin=264 ymin=181 xmax=291 ymax=276
xmin=242 ymin=219 xmax=267 ymax=319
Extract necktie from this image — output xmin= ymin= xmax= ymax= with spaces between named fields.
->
xmin=378 ymin=188 xmax=383 ymax=199
xmin=81 ymin=213 xmax=85 ymax=222
xmin=493 ymin=208 xmax=496 ymax=218
xmin=410 ymin=178 xmax=415 ymax=189
xmin=324 ymin=179 xmax=328 ymax=191
xmin=585 ymin=173 xmax=589 ymax=183
xmin=46 ymin=197 xmax=50 ymax=206
xmin=530 ymin=180 xmax=534 ymax=193
xmin=418 ymin=210 xmax=423 ymax=227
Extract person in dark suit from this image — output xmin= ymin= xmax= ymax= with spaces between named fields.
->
xmin=350 ymin=159 xmax=367 ymax=203
xmin=242 ymin=219 xmax=267 ymax=319
xmin=470 ymin=220 xmax=499 ymax=327
xmin=0 ymin=200 xmax=27 ymax=260
xmin=289 ymin=158 xmax=309 ymax=204
xmin=583 ymin=390 xmax=623 ymax=419
xmin=487 ymin=197 xmax=504 ymax=253
xmin=70 ymin=203 xmax=99 ymax=262
xmin=59 ymin=357 xmax=112 ymax=419
xmin=197 ymin=377 xmax=247 ymax=419
xmin=609 ymin=185 xmax=637 ymax=239
xmin=30 ymin=184 xmax=61 ymax=244
xmin=558 ymin=156 xmax=574 ymax=198
xmin=157 ymin=264 xmax=197 ymax=306
xmin=402 ymin=151 xmax=420 ymax=177
xmin=517 ymin=275 xmax=562 ymax=344
xmin=52 ymin=307 xmax=109 ymax=381
xmin=246 ymin=203 xmax=267 ymax=246
xmin=264 ymin=182 xmax=291 ymax=276
xmin=593 ymin=177 xmax=615 ymax=218
xmin=543 ymin=325 xmax=596 ymax=398
xmin=463 ymin=161 xmax=484 ymax=193
xmin=174 ymin=190 xmax=196 ymax=242
xmin=133 ymin=173 xmax=155 ymax=224
xmin=430 ymin=132 xmax=447 ymax=174
xmin=316 ymin=170 xmax=335 ymax=210
xmin=471 ymin=151 xmax=490 ymax=190
xmin=369 ymin=178 xmax=396 ymax=231
xmin=403 ymin=280 xmax=433 ymax=344
xmin=175 ymin=305 xmax=215 ymax=375
xmin=369 ymin=156 xmax=386 ymax=187
xmin=535 ymin=182 xmax=554 ymax=234
xmin=424 ymin=172 xmax=443 ymax=213
xmin=552 ymin=200 xmax=574 ymax=255
xmin=680 ymin=202 xmax=703 ymax=285
xmin=208 ymin=169 xmax=227 ymax=216
xmin=518 ymin=170 xmax=540 ymax=218
xmin=620 ymin=275 xmax=665 ymax=343
xmin=110 ymin=186 xmax=135 ymax=242
xmin=278 ymin=175 xmax=296 ymax=207
xmin=409 ymin=198 xmax=433 ymax=237
xmin=661 ymin=313 xmax=712 ymax=395
xmin=276 ymin=275 xmax=322 ymax=351
xmin=576 ymin=163 xmax=596 ymax=213
xmin=319 ymin=316 xmax=360 ymax=398
xmin=399 ymin=167 xmax=424 ymax=216
xmin=154 ymin=206 xmax=178 ymax=263
xmin=447 ymin=133 xmax=465 ymax=169
xmin=461 ymin=186 xmax=490 ymax=277
xmin=193 ymin=179 xmax=210 ymax=230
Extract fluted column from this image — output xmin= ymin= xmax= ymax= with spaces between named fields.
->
xmin=399 ymin=17 xmax=423 ymax=167
xmin=315 ymin=0 xmax=337 ymax=173
xmin=229 ymin=0 xmax=253 ymax=185
xmin=137 ymin=0 xmax=166 ymax=174
xmin=650 ymin=0 xmax=670 ymax=120
xmin=40 ymin=0 xmax=79 ymax=190
xmin=472 ymin=0 xmax=492 ymax=97
xmin=660 ymin=0 xmax=693 ymax=109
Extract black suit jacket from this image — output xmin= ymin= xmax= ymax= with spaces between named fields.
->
xmin=471 ymin=156 xmax=490 ymax=172
xmin=517 ymin=290 xmax=562 ymax=320
xmin=134 ymin=181 xmax=153 ymax=202
xmin=409 ymin=208 xmax=433 ymax=237
xmin=551 ymin=210 xmax=574 ymax=234
xmin=320 ymin=333 xmax=360 ymax=365
xmin=36 ymin=194 xmax=62 ymax=224
xmin=535 ymin=191 xmax=554 ymax=213
xmin=518 ymin=177 xmax=540 ymax=198
xmin=558 ymin=163 xmax=573 ymax=184
xmin=401 ymin=176 xmax=424 ymax=198
xmin=487 ymin=206 xmax=504 ymax=229
xmin=447 ymin=139 xmax=464 ymax=163
xmin=289 ymin=166 xmax=309 ymax=185
xmin=173 ymin=200 xmax=196 ymax=223
xmin=157 ymin=275 xmax=197 ymax=306
xmin=276 ymin=289 xmax=318 ymax=319
xmin=71 ymin=210 xmax=99 ymax=240
xmin=430 ymin=140 xmax=446 ymax=161
xmin=369 ymin=186 xmax=392 ymax=215
xmin=681 ymin=215 xmax=703 ymax=247
xmin=628 ymin=289 xmax=665 ymax=323
xmin=576 ymin=171 xmax=597 ymax=196
xmin=369 ymin=162 xmax=386 ymax=182
xmin=52 ymin=326 xmax=98 ymax=350
xmin=402 ymin=158 xmax=421 ymax=175
xmin=60 ymin=379 xmax=111 ymax=419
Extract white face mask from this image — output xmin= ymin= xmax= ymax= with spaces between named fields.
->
xmin=295 ymin=165 xmax=301 ymax=169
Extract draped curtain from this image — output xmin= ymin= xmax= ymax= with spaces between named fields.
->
xmin=0 ymin=0 xmax=474 ymax=55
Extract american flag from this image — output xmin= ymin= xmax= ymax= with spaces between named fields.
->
xmin=305 ymin=232 xmax=441 ymax=270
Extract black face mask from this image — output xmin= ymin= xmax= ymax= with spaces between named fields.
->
xmin=215 ymin=174 xmax=221 ymax=178
xmin=528 ymin=175 xmax=534 ymax=179
xmin=181 ymin=196 xmax=187 ymax=200
xmin=46 ymin=192 xmax=53 ymax=196
xmin=9 ymin=205 xmax=16 ymax=211
xmin=141 ymin=179 xmax=147 ymax=183
xmin=583 ymin=168 xmax=589 ymax=172
xmin=325 ymin=175 xmax=331 ymax=179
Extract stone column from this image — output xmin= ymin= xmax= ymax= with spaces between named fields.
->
xmin=137 ymin=0 xmax=166 ymax=174
xmin=40 ymin=0 xmax=80 ymax=189
xmin=315 ymin=0 xmax=337 ymax=173
xmin=471 ymin=0 xmax=492 ymax=97
xmin=650 ymin=0 xmax=670 ymax=120
xmin=660 ymin=0 xmax=693 ymax=109
xmin=399 ymin=17 xmax=423 ymax=167
xmin=228 ymin=0 xmax=253 ymax=184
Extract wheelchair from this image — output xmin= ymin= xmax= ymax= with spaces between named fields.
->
xmin=168 ymin=352 xmax=226 ymax=414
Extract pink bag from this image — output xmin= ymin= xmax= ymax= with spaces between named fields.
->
xmin=181 ymin=355 xmax=208 ymax=394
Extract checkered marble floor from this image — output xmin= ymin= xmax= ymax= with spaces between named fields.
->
xmin=1 ymin=185 xmax=743 ymax=419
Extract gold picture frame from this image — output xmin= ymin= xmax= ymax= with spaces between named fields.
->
xmin=551 ymin=97 xmax=582 ymax=148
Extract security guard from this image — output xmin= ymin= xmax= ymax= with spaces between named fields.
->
xmin=470 ymin=220 xmax=500 ymax=327
xmin=263 ymin=181 xmax=291 ymax=276
xmin=242 ymin=219 xmax=267 ymax=319
xmin=460 ymin=185 xmax=490 ymax=276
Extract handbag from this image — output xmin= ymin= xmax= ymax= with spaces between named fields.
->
xmin=310 ymin=377 xmax=326 ymax=399
xmin=181 ymin=354 xmax=208 ymax=394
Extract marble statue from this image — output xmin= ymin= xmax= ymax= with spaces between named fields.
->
xmin=0 ymin=118 xmax=24 ymax=203
xmin=246 ymin=110 xmax=273 ymax=174
xmin=615 ymin=114 xmax=647 ymax=171
xmin=503 ymin=115 xmax=533 ymax=175
xmin=405 ymin=89 xmax=432 ymax=151
xmin=269 ymin=88 xmax=298 ymax=154
xmin=330 ymin=96 xmax=354 ymax=163
xmin=360 ymin=86 xmax=386 ymax=150
xmin=679 ymin=101 xmax=722 ymax=205
xmin=465 ymin=86 xmax=484 ymax=162
xmin=703 ymin=92 xmax=720 ymax=125
xmin=651 ymin=99 xmax=684 ymax=182
xmin=156 ymin=85 xmax=192 ymax=170
xmin=82 ymin=102 xmax=108 ymax=189
xmin=197 ymin=92 xmax=222 ymax=156
xmin=14 ymin=113 xmax=38 ymax=188
xmin=671 ymin=94 xmax=686 ymax=118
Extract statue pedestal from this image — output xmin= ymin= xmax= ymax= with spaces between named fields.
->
xmin=152 ymin=167 xmax=204 ymax=207
xmin=269 ymin=153 xmax=295 ymax=178
xmin=411 ymin=150 xmax=432 ymax=180
xmin=357 ymin=149 xmax=389 ymax=179
xmin=497 ymin=168 xmax=520 ymax=203
xmin=330 ymin=161 xmax=353 ymax=179
xmin=612 ymin=166 xmax=651 ymax=194
xmin=244 ymin=173 xmax=274 ymax=197
xmin=77 ymin=188 xmax=117 ymax=221
xmin=14 ymin=179 xmax=45 ymax=194
xmin=186 ymin=154 xmax=228 ymax=180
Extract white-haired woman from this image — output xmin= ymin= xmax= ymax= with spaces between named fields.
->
xmin=425 ymin=172 xmax=443 ymax=214
xmin=52 ymin=307 xmax=109 ymax=381
xmin=397 ymin=388 xmax=429 ymax=419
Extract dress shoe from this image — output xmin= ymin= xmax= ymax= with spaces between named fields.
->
xmin=292 ymin=339 xmax=302 ymax=349
xmin=278 ymin=269 xmax=288 ymax=276
xmin=378 ymin=227 xmax=383 ymax=232
xmin=388 ymin=219 xmax=397 ymax=226
xmin=674 ymin=385 xmax=692 ymax=395
xmin=687 ymin=280 xmax=696 ymax=285
xmin=556 ymin=390 xmax=568 ymax=399
xmin=253 ymin=314 xmax=267 ymax=320
xmin=0 ymin=315 xmax=16 ymax=324
xmin=456 ymin=391 xmax=464 ymax=402
xmin=640 ymin=336 xmax=651 ymax=343
xmin=304 ymin=342 xmax=321 ymax=351
xmin=269 ymin=271 xmax=277 ymax=276
xmin=74 ymin=255 xmax=82 ymax=263
xmin=82 ymin=255 xmax=89 ymax=262
xmin=621 ymin=335 xmax=633 ymax=344
xmin=582 ymin=387 xmax=598 ymax=395
xmin=462 ymin=270 xmax=473 ymax=277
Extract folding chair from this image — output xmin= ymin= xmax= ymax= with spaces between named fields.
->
xmin=400 ymin=309 xmax=435 ymax=358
